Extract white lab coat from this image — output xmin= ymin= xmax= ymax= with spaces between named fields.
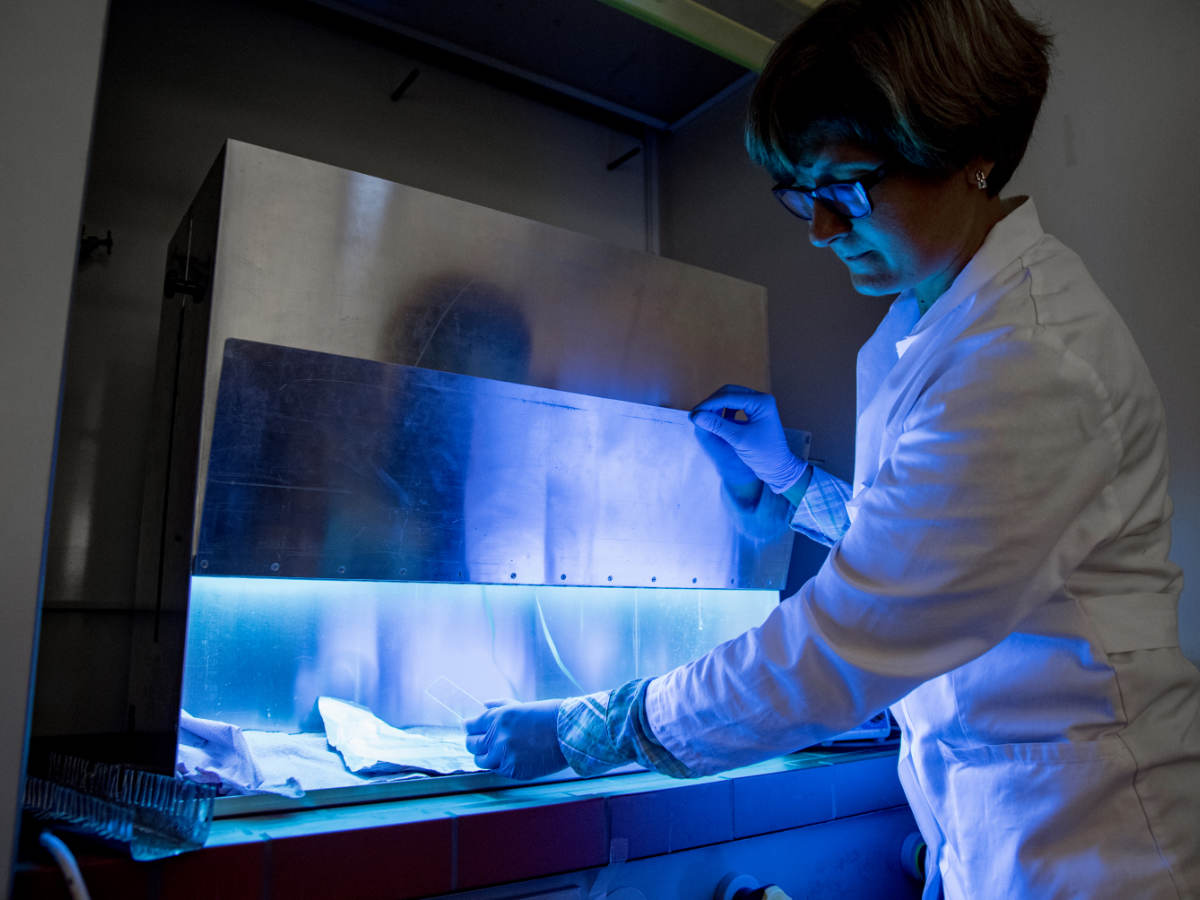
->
xmin=646 ymin=200 xmax=1200 ymax=898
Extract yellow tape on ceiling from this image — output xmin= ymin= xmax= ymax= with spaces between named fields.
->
xmin=596 ymin=0 xmax=782 ymax=72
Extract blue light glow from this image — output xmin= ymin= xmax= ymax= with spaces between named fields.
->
xmin=183 ymin=576 xmax=776 ymax=733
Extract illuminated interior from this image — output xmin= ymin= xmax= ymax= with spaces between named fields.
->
xmin=178 ymin=576 xmax=777 ymax=793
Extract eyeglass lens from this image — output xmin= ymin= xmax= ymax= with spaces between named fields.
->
xmin=776 ymin=181 xmax=872 ymax=220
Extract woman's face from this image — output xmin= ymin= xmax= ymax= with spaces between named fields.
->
xmin=788 ymin=143 xmax=1000 ymax=306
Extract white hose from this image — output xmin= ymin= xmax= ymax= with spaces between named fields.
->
xmin=38 ymin=830 xmax=92 ymax=900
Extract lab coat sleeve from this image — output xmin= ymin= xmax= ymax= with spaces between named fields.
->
xmin=646 ymin=327 xmax=1123 ymax=774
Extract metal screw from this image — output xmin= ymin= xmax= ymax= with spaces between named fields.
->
xmin=510 ymin=573 xmax=517 ymax=580
xmin=269 ymin=562 xmax=280 ymax=572
xmin=560 ymin=574 xmax=567 ymax=581
xmin=607 ymin=576 xmax=613 ymax=582
xmin=651 ymin=576 xmax=657 ymax=583
xmin=199 ymin=560 xmax=209 ymax=569
xmin=692 ymin=577 xmax=697 ymax=584
xmin=337 ymin=566 xmax=346 ymax=575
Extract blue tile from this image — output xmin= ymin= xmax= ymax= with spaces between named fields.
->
xmin=665 ymin=779 xmax=733 ymax=851
xmin=731 ymin=765 xmax=835 ymax=838
xmin=608 ymin=790 xmax=671 ymax=859
xmin=607 ymin=778 xmax=733 ymax=859
xmin=830 ymin=753 xmax=906 ymax=819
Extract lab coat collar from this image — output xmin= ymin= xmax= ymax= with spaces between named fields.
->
xmin=897 ymin=197 xmax=1043 ymax=358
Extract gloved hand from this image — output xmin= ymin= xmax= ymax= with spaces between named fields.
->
xmin=690 ymin=385 xmax=805 ymax=494
xmin=464 ymin=698 xmax=568 ymax=780
xmin=692 ymin=422 xmax=762 ymax=503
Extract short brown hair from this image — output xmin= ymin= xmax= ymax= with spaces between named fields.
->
xmin=746 ymin=0 xmax=1053 ymax=196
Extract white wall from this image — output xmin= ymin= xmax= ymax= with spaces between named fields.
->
xmin=661 ymin=2 xmax=1200 ymax=660
xmin=35 ymin=0 xmax=651 ymax=737
xmin=0 ymin=0 xmax=109 ymax=891
xmin=1010 ymin=0 xmax=1200 ymax=660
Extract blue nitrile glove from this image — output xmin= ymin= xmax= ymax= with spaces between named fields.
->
xmin=692 ymin=423 xmax=762 ymax=504
xmin=690 ymin=385 xmax=805 ymax=494
xmin=465 ymin=699 xmax=568 ymax=780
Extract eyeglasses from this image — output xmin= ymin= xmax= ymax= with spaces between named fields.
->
xmin=772 ymin=165 xmax=888 ymax=221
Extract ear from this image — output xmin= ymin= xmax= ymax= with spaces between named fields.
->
xmin=964 ymin=158 xmax=996 ymax=190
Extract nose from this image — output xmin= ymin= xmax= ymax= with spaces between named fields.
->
xmin=808 ymin=200 xmax=852 ymax=248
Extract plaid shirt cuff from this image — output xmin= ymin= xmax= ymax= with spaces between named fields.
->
xmin=788 ymin=465 xmax=853 ymax=547
xmin=558 ymin=678 xmax=697 ymax=778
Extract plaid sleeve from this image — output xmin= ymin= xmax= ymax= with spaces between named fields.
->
xmin=557 ymin=678 xmax=697 ymax=778
xmin=788 ymin=465 xmax=853 ymax=547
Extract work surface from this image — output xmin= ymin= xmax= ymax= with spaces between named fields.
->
xmin=16 ymin=747 xmax=910 ymax=899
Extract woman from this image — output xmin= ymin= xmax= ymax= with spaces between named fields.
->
xmin=466 ymin=1 xmax=1200 ymax=896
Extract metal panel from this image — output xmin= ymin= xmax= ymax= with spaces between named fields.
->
xmin=196 ymin=339 xmax=792 ymax=588
xmin=129 ymin=141 xmax=777 ymax=771
xmin=195 ymin=140 xmax=771 ymax=551
xmin=182 ymin=578 xmax=780 ymax=734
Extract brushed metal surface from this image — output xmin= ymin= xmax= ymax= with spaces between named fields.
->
xmin=196 ymin=339 xmax=792 ymax=588
xmin=193 ymin=140 xmax=770 ymax=550
xmin=182 ymin=576 xmax=780 ymax=733
xmin=135 ymin=141 xmax=781 ymax=766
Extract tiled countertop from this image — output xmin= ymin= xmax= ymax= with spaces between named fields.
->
xmin=15 ymin=747 xmax=907 ymax=899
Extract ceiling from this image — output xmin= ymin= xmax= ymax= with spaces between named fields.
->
xmin=308 ymin=0 xmax=812 ymax=131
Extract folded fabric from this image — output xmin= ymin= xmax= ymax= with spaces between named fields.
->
xmin=318 ymin=697 xmax=483 ymax=777
xmin=177 ymin=710 xmax=304 ymax=797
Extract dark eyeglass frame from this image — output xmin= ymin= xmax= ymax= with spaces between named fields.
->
xmin=772 ymin=165 xmax=889 ymax=221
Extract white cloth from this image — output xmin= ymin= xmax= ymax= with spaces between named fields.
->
xmin=319 ymin=697 xmax=483 ymax=777
xmin=177 ymin=710 xmax=304 ymax=797
xmin=177 ymin=704 xmax=482 ymax=796
xmin=647 ymin=199 xmax=1200 ymax=899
